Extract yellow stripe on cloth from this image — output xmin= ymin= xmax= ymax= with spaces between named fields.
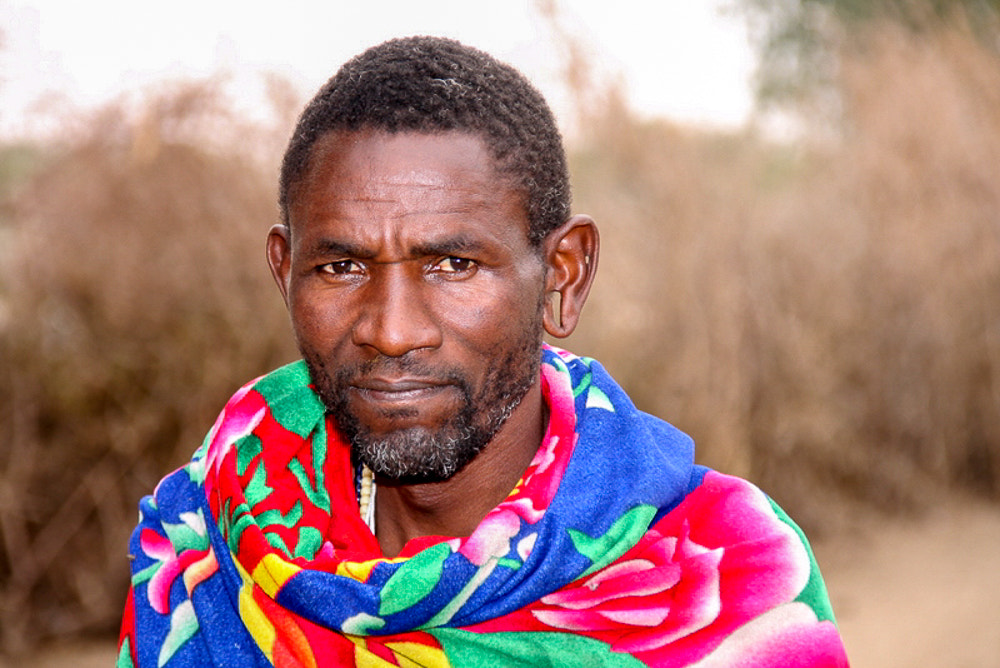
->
xmin=235 ymin=559 xmax=276 ymax=661
xmin=336 ymin=556 xmax=406 ymax=583
xmin=386 ymin=640 xmax=450 ymax=667
xmin=349 ymin=636 xmax=451 ymax=668
xmin=253 ymin=553 xmax=302 ymax=598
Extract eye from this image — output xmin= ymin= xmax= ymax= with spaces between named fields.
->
xmin=434 ymin=256 xmax=477 ymax=274
xmin=320 ymin=260 xmax=363 ymax=276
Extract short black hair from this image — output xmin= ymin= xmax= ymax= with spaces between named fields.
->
xmin=279 ymin=36 xmax=570 ymax=246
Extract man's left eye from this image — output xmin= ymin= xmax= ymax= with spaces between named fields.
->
xmin=435 ymin=257 xmax=476 ymax=274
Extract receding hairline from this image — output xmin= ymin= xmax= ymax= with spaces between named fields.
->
xmin=284 ymin=127 xmax=536 ymax=243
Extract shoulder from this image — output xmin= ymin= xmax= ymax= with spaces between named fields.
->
xmin=672 ymin=467 xmax=839 ymax=625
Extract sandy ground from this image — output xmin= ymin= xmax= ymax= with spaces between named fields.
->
xmin=811 ymin=498 xmax=1000 ymax=667
xmin=13 ymin=498 xmax=1000 ymax=667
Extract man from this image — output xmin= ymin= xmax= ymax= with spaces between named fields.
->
xmin=119 ymin=37 xmax=849 ymax=667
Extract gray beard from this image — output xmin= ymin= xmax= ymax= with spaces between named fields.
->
xmin=301 ymin=321 xmax=542 ymax=484
xmin=341 ymin=378 xmax=524 ymax=483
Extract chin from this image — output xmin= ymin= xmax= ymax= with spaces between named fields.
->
xmin=351 ymin=424 xmax=489 ymax=483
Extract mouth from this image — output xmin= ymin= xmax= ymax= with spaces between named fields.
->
xmin=349 ymin=377 xmax=455 ymax=403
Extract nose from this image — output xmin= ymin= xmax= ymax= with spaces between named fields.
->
xmin=352 ymin=265 xmax=442 ymax=357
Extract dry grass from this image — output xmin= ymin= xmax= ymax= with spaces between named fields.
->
xmin=0 ymin=19 xmax=998 ymax=656
xmin=0 ymin=81 xmax=299 ymax=653
xmin=567 ymin=22 xmax=1000 ymax=530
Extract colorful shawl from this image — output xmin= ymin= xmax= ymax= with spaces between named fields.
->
xmin=118 ymin=345 xmax=849 ymax=667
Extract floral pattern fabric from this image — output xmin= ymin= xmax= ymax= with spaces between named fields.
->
xmin=119 ymin=345 xmax=849 ymax=667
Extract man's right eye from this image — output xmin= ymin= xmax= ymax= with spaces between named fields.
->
xmin=320 ymin=260 xmax=362 ymax=275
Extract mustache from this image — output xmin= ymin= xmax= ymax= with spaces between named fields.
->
xmin=333 ymin=354 xmax=467 ymax=387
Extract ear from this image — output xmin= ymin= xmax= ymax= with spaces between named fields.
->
xmin=542 ymin=215 xmax=599 ymax=338
xmin=266 ymin=223 xmax=292 ymax=307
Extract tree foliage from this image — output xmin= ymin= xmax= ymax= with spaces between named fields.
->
xmin=736 ymin=0 xmax=1000 ymax=108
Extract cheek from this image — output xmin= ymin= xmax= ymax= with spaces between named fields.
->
xmin=288 ymin=289 xmax=351 ymax=347
xmin=437 ymin=281 xmax=543 ymax=344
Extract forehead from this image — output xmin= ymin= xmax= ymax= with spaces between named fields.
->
xmin=288 ymin=130 xmax=530 ymax=246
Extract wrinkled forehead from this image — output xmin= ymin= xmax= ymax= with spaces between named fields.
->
xmin=287 ymin=129 xmax=537 ymax=254
xmin=289 ymin=129 xmax=531 ymax=235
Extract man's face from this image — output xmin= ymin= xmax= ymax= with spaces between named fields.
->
xmin=275 ymin=130 xmax=547 ymax=483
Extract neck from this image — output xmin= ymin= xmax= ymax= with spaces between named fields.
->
xmin=372 ymin=381 xmax=546 ymax=558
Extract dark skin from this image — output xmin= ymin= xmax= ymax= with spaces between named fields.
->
xmin=267 ymin=129 xmax=598 ymax=557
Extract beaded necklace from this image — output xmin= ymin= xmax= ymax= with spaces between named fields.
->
xmin=358 ymin=464 xmax=376 ymax=533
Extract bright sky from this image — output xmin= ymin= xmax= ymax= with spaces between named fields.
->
xmin=0 ymin=1 xmax=756 ymax=138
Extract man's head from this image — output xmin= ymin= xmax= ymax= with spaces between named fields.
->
xmin=268 ymin=38 xmax=598 ymax=484
xmin=279 ymin=35 xmax=569 ymax=247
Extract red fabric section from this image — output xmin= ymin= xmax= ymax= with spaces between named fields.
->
xmin=117 ymin=585 xmax=137 ymax=665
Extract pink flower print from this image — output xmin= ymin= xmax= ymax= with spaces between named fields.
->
xmin=140 ymin=530 xmax=215 ymax=615
xmin=139 ymin=512 xmax=217 ymax=615
xmin=691 ymin=602 xmax=848 ymax=667
xmin=532 ymin=522 xmax=724 ymax=653
xmin=535 ymin=360 xmax=577 ymax=483
xmin=459 ymin=508 xmax=523 ymax=566
xmin=529 ymin=472 xmax=821 ymax=665
xmin=456 ymin=360 xmax=581 ymax=567
xmin=200 ymin=381 xmax=266 ymax=493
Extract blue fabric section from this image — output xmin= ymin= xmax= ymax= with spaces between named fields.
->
xmin=649 ymin=464 xmax=710 ymax=525
xmin=551 ymin=353 xmax=695 ymax=532
xmin=129 ymin=467 xmax=269 ymax=667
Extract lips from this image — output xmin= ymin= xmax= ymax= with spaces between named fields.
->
xmin=349 ymin=377 xmax=456 ymax=404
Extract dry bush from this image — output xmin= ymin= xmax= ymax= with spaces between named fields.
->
xmin=0 ymin=80 xmax=299 ymax=653
xmin=746 ymin=21 xmax=1000 ymax=521
xmin=566 ymin=21 xmax=1000 ymax=531
xmin=565 ymin=91 xmax=762 ymax=480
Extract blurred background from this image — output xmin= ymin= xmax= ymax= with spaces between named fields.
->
xmin=2 ymin=1 xmax=999 ymax=665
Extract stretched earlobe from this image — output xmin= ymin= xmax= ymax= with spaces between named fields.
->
xmin=542 ymin=215 xmax=599 ymax=339
xmin=546 ymin=290 xmax=564 ymax=333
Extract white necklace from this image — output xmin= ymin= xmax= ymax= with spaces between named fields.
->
xmin=359 ymin=465 xmax=376 ymax=533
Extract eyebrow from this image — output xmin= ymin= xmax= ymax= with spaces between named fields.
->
xmin=304 ymin=239 xmax=377 ymax=260
xmin=410 ymin=234 xmax=487 ymax=258
xmin=304 ymin=233 xmax=491 ymax=261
